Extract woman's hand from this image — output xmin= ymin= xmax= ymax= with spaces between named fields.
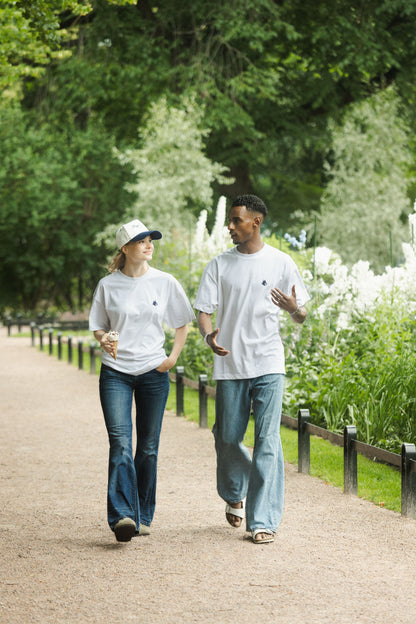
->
xmin=156 ymin=355 xmax=176 ymax=373
xmin=94 ymin=331 xmax=116 ymax=358
xmin=156 ymin=325 xmax=188 ymax=373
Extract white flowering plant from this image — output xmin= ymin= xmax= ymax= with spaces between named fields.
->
xmin=281 ymin=206 xmax=416 ymax=451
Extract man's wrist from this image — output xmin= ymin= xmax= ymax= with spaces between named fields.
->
xmin=203 ymin=333 xmax=211 ymax=346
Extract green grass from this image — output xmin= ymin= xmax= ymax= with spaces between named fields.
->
xmin=21 ymin=331 xmax=401 ymax=514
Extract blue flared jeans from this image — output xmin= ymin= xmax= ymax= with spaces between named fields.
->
xmin=214 ymin=374 xmax=285 ymax=533
xmin=99 ymin=364 xmax=170 ymax=531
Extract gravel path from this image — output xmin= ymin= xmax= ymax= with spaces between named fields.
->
xmin=1 ymin=326 xmax=416 ymax=624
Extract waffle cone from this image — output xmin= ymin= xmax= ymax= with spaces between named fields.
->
xmin=111 ymin=341 xmax=118 ymax=360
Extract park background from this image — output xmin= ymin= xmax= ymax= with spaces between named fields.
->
xmin=1 ymin=0 xmax=416 ymax=454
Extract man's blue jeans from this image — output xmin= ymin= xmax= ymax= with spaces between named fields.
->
xmin=214 ymin=374 xmax=285 ymax=533
xmin=99 ymin=364 xmax=170 ymax=531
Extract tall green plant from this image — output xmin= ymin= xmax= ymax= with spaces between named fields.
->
xmin=319 ymin=88 xmax=413 ymax=272
xmin=119 ymin=96 xmax=231 ymax=229
xmin=283 ymin=300 xmax=416 ymax=452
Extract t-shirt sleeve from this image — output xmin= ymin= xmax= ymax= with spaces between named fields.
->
xmin=163 ymin=277 xmax=196 ymax=328
xmin=88 ymin=282 xmax=111 ymax=332
xmin=194 ymin=260 xmax=219 ymax=314
xmin=285 ymin=258 xmax=310 ymax=306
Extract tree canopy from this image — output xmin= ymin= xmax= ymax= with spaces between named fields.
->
xmin=16 ymin=0 xmax=416 ymax=222
xmin=2 ymin=0 xmax=416 ymax=311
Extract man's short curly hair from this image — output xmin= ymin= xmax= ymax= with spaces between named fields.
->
xmin=231 ymin=194 xmax=268 ymax=217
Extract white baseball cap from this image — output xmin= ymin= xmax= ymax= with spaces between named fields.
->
xmin=116 ymin=219 xmax=162 ymax=249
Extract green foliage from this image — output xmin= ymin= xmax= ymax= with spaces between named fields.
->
xmin=0 ymin=0 xmax=91 ymax=93
xmin=283 ymin=300 xmax=416 ymax=452
xmin=0 ymin=104 xmax=134 ymax=312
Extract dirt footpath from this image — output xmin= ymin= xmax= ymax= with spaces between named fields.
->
xmin=1 ymin=326 xmax=416 ymax=624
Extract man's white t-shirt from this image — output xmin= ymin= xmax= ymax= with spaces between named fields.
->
xmin=89 ymin=268 xmax=195 ymax=375
xmin=194 ymin=244 xmax=310 ymax=380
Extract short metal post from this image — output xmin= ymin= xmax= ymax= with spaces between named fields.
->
xmin=199 ymin=374 xmax=208 ymax=428
xmin=78 ymin=340 xmax=83 ymax=370
xmin=401 ymin=443 xmax=416 ymax=518
xmin=57 ymin=332 xmax=62 ymax=360
xmin=176 ymin=366 xmax=184 ymax=417
xmin=48 ymin=328 xmax=53 ymax=355
xmin=39 ymin=326 xmax=44 ymax=351
xmin=298 ymin=409 xmax=310 ymax=474
xmin=30 ymin=322 xmax=36 ymax=347
xmin=6 ymin=316 xmax=12 ymax=336
xmin=344 ymin=425 xmax=358 ymax=495
xmin=17 ymin=313 xmax=22 ymax=333
xmin=68 ymin=336 xmax=73 ymax=364
xmin=90 ymin=342 xmax=96 ymax=374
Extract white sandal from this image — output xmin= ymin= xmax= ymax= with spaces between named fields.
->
xmin=225 ymin=502 xmax=244 ymax=528
xmin=252 ymin=529 xmax=274 ymax=544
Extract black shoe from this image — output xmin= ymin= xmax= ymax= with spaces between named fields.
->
xmin=114 ymin=518 xmax=136 ymax=542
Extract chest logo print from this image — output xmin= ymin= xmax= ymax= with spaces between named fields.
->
xmin=262 ymin=280 xmax=267 ymax=286
xmin=153 ymin=300 xmax=158 ymax=306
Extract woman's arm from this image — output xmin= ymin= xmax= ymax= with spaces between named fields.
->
xmin=156 ymin=325 xmax=188 ymax=372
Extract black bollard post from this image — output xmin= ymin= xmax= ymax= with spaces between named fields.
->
xmin=57 ymin=332 xmax=62 ymax=360
xmin=298 ymin=409 xmax=311 ymax=474
xmin=30 ymin=323 xmax=36 ymax=347
xmin=176 ymin=366 xmax=184 ymax=417
xmin=48 ymin=328 xmax=53 ymax=355
xmin=39 ymin=326 xmax=44 ymax=351
xmin=344 ymin=425 xmax=358 ymax=495
xmin=78 ymin=340 xmax=83 ymax=370
xmin=401 ymin=443 xmax=416 ymax=518
xmin=90 ymin=342 xmax=96 ymax=374
xmin=199 ymin=374 xmax=208 ymax=428
xmin=68 ymin=336 xmax=73 ymax=364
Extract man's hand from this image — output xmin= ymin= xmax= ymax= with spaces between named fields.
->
xmin=205 ymin=328 xmax=230 ymax=356
xmin=271 ymin=284 xmax=307 ymax=324
xmin=271 ymin=284 xmax=298 ymax=313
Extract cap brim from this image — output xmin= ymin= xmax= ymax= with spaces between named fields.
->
xmin=130 ymin=230 xmax=162 ymax=242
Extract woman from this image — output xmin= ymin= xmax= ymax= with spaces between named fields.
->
xmin=89 ymin=219 xmax=195 ymax=542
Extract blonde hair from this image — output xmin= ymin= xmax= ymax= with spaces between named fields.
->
xmin=107 ymin=250 xmax=126 ymax=273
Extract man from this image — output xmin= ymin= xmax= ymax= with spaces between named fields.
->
xmin=194 ymin=194 xmax=309 ymax=544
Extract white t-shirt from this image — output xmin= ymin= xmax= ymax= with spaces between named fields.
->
xmin=194 ymin=244 xmax=310 ymax=379
xmin=89 ymin=268 xmax=195 ymax=375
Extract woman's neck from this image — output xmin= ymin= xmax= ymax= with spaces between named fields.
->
xmin=121 ymin=261 xmax=149 ymax=278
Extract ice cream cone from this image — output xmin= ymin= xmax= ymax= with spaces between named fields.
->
xmin=107 ymin=330 xmax=119 ymax=360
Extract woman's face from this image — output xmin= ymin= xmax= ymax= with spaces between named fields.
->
xmin=123 ymin=235 xmax=154 ymax=263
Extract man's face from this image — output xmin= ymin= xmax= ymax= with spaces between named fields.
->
xmin=227 ymin=205 xmax=258 ymax=245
